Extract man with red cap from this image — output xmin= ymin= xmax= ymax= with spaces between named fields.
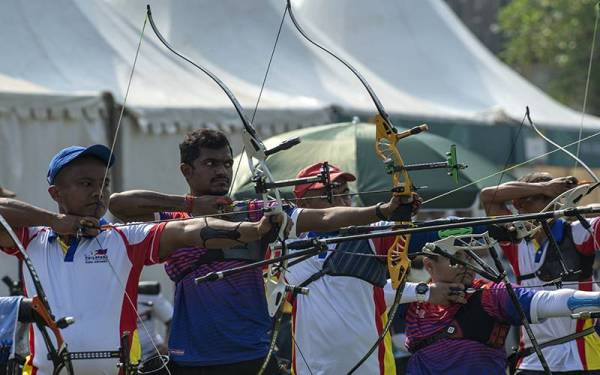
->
xmin=292 ymin=162 xmax=357 ymax=208
xmin=286 ymin=161 xmax=466 ymax=375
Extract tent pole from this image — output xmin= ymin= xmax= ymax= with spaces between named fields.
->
xmin=101 ymin=91 xmax=124 ymax=194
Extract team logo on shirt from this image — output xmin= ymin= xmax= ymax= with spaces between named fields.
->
xmin=84 ymin=248 xmax=109 ymax=263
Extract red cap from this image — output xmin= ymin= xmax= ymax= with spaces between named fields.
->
xmin=293 ymin=162 xmax=356 ymax=198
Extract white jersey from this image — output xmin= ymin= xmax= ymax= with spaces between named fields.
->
xmin=501 ymin=218 xmax=600 ymax=372
xmin=285 ymin=210 xmax=397 ymax=375
xmin=137 ymin=293 xmax=173 ymax=360
xmin=1 ymin=222 xmax=165 ymax=375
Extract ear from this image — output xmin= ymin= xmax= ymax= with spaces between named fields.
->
xmin=48 ymin=185 xmax=60 ymax=203
xmin=180 ymin=163 xmax=193 ymax=180
xmin=423 ymin=257 xmax=434 ymax=274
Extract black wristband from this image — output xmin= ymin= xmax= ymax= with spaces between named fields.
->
xmin=375 ymin=202 xmax=389 ymax=221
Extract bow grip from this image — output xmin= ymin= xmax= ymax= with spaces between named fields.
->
xmin=264 ymin=137 xmax=301 ymax=156
xmin=388 ymin=203 xmax=413 ymax=222
xmin=260 ymin=222 xmax=281 ymax=251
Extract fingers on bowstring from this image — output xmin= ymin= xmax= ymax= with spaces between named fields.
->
xmin=216 ymin=196 xmax=233 ymax=208
xmin=78 ymin=217 xmax=101 ymax=237
xmin=565 ymin=176 xmax=578 ymax=185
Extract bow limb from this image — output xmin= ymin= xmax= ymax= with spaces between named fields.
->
xmin=0 ymin=214 xmax=74 ymax=375
xmin=286 ymin=1 xmax=429 ymax=371
xmin=149 ymin=5 xmax=294 ymax=319
xmin=526 ymin=109 xmax=600 ymax=249
xmin=346 ymin=118 xmax=424 ymax=374
xmin=147 ymin=7 xmax=322 ymax=374
xmin=527 ymin=107 xmax=600 ymax=191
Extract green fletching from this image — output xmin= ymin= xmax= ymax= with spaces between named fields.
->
xmin=438 ymin=227 xmax=473 ymax=238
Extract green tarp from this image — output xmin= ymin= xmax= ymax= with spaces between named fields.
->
xmin=231 ymin=122 xmax=515 ymax=209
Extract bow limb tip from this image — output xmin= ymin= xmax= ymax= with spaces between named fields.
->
xmin=264 ymin=137 xmax=301 ymax=156
xmin=396 ymin=123 xmax=429 ymax=141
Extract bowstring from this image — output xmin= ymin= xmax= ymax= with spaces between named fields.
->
xmin=486 ymin=111 xmax=527 ymax=210
xmin=253 ymin=7 xmax=319 ymax=374
xmin=426 ymin=1 xmax=600 ymax=209
xmin=422 ymin=127 xmax=600 ymax=206
xmin=290 ymin=313 xmax=314 ymax=375
xmin=228 ymin=5 xmax=288 ymax=198
xmin=573 ymin=2 xmax=600 ymax=173
xmin=94 ymin=13 xmax=172 ymax=374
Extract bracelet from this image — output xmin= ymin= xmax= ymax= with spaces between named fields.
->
xmin=184 ymin=194 xmax=195 ymax=213
xmin=375 ymin=202 xmax=389 ymax=221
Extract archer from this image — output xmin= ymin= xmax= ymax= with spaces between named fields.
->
xmin=0 ymin=144 xmax=284 ymax=374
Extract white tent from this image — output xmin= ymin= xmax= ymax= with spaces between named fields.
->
xmin=292 ymin=0 xmax=600 ymax=129
xmin=0 ymin=87 xmax=109 ymax=210
xmin=110 ymin=0 xmax=600 ymax=129
xmin=0 ymin=75 xmax=110 ymax=295
xmin=0 ymin=0 xmax=331 ymax=131
xmin=111 ymin=0 xmax=469 ymax=121
xmin=0 ymin=0 xmax=336 ymax=197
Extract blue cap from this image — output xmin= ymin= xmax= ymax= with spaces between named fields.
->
xmin=47 ymin=145 xmax=115 ymax=184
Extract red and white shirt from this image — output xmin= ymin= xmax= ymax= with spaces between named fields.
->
xmin=1 ymin=222 xmax=166 ymax=375
xmin=285 ymin=211 xmax=397 ymax=375
xmin=501 ymin=218 xmax=600 ymax=372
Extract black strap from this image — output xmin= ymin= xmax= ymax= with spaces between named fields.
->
xmin=298 ymin=269 xmax=327 ymax=289
xmin=408 ymin=325 xmax=458 ymax=353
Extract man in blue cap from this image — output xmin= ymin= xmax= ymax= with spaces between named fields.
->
xmin=0 ymin=144 xmax=287 ymax=375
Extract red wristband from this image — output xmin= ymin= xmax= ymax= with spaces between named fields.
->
xmin=184 ymin=194 xmax=194 ymax=213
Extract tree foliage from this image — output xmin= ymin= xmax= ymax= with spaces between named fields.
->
xmin=498 ymin=0 xmax=600 ymax=114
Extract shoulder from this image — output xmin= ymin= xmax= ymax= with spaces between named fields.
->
xmin=111 ymin=222 xmax=164 ymax=245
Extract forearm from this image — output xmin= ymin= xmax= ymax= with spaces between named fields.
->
xmin=297 ymin=205 xmax=381 ymax=233
xmin=481 ymin=182 xmax=546 ymax=205
xmin=159 ymin=217 xmax=259 ymax=259
xmin=481 ymin=182 xmax=546 ymax=214
xmin=0 ymin=198 xmax=58 ymax=228
xmin=385 ymin=281 xmax=428 ymax=306
xmin=110 ymin=190 xmax=187 ymax=221
xmin=530 ymin=289 xmax=600 ymax=323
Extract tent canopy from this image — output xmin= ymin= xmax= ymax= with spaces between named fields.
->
xmin=293 ymin=0 xmax=600 ymax=129
xmin=0 ymin=0 xmax=331 ymax=131
xmin=110 ymin=0 xmax=600 ymax=129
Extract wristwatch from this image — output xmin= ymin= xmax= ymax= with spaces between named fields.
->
xmin=415 ymin=282 xmax=429 ymax=303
